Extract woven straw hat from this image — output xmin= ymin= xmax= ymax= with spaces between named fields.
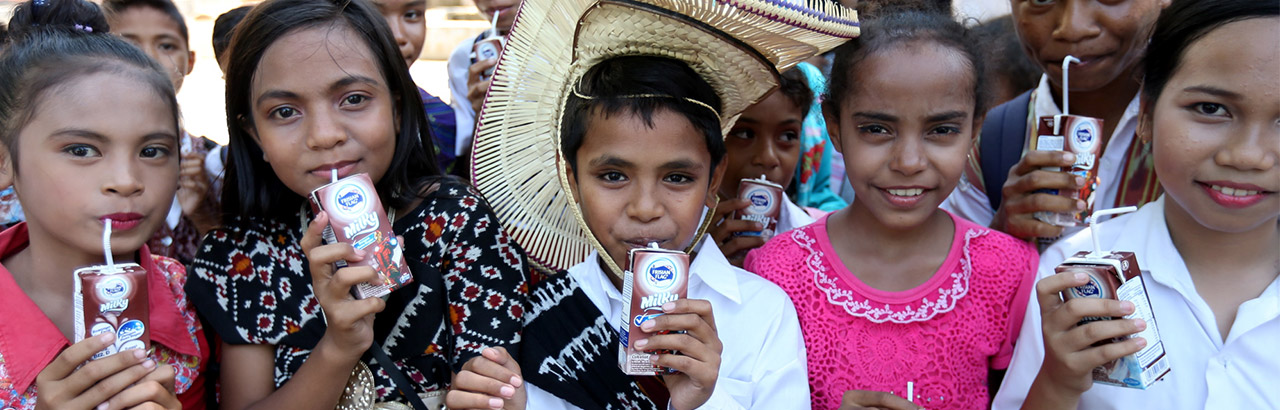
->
xmin=472 ymin=0 xmax=858 ymax=275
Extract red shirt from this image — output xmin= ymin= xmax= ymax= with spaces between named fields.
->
xmin=0 ymin=223 xmax=208 ymax=410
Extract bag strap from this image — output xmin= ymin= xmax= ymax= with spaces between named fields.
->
xmin=370 ymin=341 xmax=429 ymax=410
xmin=980 ymin=90 xmax=1033 ymax=211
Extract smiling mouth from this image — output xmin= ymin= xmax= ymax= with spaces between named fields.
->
xmin=1207 ymin=184 xmax=1263 ymax=197
xmin=885 ymin=188 xmax=924 ymax=197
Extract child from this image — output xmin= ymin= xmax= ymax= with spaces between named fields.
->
xmin=445 ymin=0 xmax=521 ymax=177
xmin=792 ymin=61 xmax=850 ymax=213
xmin=447 ymin=0 xmax=858 ymax=408
xmin=710 ymin=68 xmax=819 ymax=267
xmin=993 ymin=0 xmax=1278 ymax=407
xmin=972 ymin=15 xmax=1041 ymax=108
xmin=744 ymin=10 xmax=1039 ymax=410
xmin=103 ymin=0 xmax=221 ymax=264
xmin=0 ymin=18 xmax=207 ymax=410
xmin=371 ymin=0 xmax=458 ymax=172
xmin=944 ymin=0 xmax=1168 ymax=243
xmin=183 ymin=0 xmax=528 ymax=408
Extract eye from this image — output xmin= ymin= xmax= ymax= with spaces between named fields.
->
xmin=341 ymin=94 xmax=370 ymax=107
xmin=779 ymin=130 xmax=800 ymax=142
xmin=1029 ymin=0 xmax=1054 ymax=5
xmin=405 ymin=10 xmax=423 ymax=20
xmin=64 ymin=144 xmax=101 ymax=158
xmin=664 ymin=173 xmax=694 ymax=184
xmin=270 ymin=106 xmax=299 ymax=120
xmin=1190 ymin=102 xmax=1229 ymax=117
xmin=858 ymin=124 xmax=891 ymax=135
xmin=158 ymin=42 xmax=178 ymax=52
xmin=599 ymin=171 xmax=626 ymax=182
xmin=729 ymin=129 xmax=754 ymax=140
xmin=140 ymin=145 xmax=171 ymax=159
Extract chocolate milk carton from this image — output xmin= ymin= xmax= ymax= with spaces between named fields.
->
xmin=733 ymin=175 xmax=783 ymax=240
xmin=472 ymin=10 xmax=504 ymax=81
xmin=618 ymin=243 xmax=689 ymax=375
xmin=73 ymin=220 xmax=149 ymax=360
xmin=310 ymin=173 xmax=412 ymax=299
xmin=1033 ymin=55 xmax=1104 ymax=227
xmin=1056 ymin=207 xmax=1170 ymax=389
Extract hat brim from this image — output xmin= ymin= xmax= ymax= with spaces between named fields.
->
xmin=472 ymin=0 xmax=857 ymax=274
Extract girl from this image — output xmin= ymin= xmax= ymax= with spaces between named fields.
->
xmin=994 ymin=0 xmax=1279 ymax=407
xmin=183 ymin=0 xmax=528 ymax=408
xmin=744 ymin=10 xmax=1039 ymax=410
xmin=0 ymin=16 xmax=208 ymax=410
xmin=711 ymin=68 xmax=819 ymax=267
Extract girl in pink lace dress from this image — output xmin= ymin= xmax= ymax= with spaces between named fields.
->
xmin=744 ymin=10 xmax=1038 ymax=410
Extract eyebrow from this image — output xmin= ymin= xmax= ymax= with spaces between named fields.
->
xmin=925 ymin=111 xmax=968 ymax=123
xmin=50 ymin=129 xmax=178 ymax=143
xmin=587 ymin=156 xmax=701 ymax=171
xmin=407 ymin=0 xmax=426 ymax=6
xmin=851 ymin=111 xmax=897 ymax=122
xmin=1182 ymin=86 xmax=1241 ymax=100
xmin=255 ymin=75 xmax=381 ymax=107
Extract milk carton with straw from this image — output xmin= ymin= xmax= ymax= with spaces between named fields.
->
xmin=1033 ymin=55 xmax=1105 ymax=227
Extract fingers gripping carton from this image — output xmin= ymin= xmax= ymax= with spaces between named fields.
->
xmin=1056 ymin=207 xmax=1170 ymax=389
xmin=619 ymin=243 xmax=689 ymax=375
xmin=74 ymin=219 xmax=149 ymax=360
xmin=310 ymin=172 xmax=413 ymax=299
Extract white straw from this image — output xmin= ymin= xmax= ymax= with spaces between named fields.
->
xmin=1061 ymin=55 xmax=1080 ymax=117
xmin=907 ymin=381 xmax=914 ymax=402
xmin=331 ymin=169 xmax=338 ymax=183
xmin=491 ymin=10 xmax=500 ymax=36
xmin=102 ymin=218 xmax=114 ymax=267
xmin=1088 ymin=206 xmax=1138 ymax=258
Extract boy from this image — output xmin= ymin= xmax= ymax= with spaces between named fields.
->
xmin=103 ymin=0 xmax=220 ymax=263
xmin=710 ymin=68 xmax=820 ymax=267
xmin=448 ymin=0 xmax=859 ymax=408
xmin=943 ymin=0 xmax=1169 ymax=244
xmin=373 ymin=0 xmax=458 ymax=171
xmin=445 ymin=0 xmax=521 ymax=177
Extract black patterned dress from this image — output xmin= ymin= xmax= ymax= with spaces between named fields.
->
xmin=186 ymin=180 xmax=528 ymax=398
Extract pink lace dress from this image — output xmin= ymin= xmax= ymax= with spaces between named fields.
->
xmin=744 ymin=212 xmax=1037 ymax=410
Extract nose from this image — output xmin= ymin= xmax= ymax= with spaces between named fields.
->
xmin=305 ymin=108 xmax=348 ymax=150
xmin=751 ymin=137 xmax=782 ymax=172
xmin=1215 ymin=121 xmax=1278 ymax=172
xmin=102 ymin=155 xmax=145 ymax=197
xmin=1052 ymin=0 xmax=1102 ymax=43
xmin=889 ymin=135 xmax=927 ymax=176
xmin=390 ymin=19 xmax=410 ymax=49
xmin=625 ymin=181 xmax=664 ymax=223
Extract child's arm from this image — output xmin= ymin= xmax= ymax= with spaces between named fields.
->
xmin=35 ymin=333 xmax=178 ymax=410
xmin=643 ymin=298 xmax=721 ymax=410
xmin=217 ymin=212 xmax=386 ymax=410
xmin=1022 ymin=271 xmax=1147 ymax=410
xmin=709 ymin=198 xmax=765 ymax=267
xmin=445 ymin=347 xmax=526 ymax=410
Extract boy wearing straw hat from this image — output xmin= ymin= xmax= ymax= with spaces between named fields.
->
xmin=452 ymin=0 xmax=858 ymax=408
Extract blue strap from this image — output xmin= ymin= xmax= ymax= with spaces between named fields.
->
xmin=980 ymin=90 xmax=1033 ymax=211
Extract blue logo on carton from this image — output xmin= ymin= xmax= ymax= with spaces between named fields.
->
xmin=1070 ymin=277 xmax=1103 ymax=298
xmin=335 ymin=184 xmax=367 ymax=214
xmin=97 ymin=277 xmax=129 ymax=301
xmin=643 ymin=258 xmax=678 ymax=291
xmin=117 ymin=319 xmax=146 ymax=341
xmin=1069 ymin=120 xmax=1099 ymax=152
xmin=749 ymin=192 xmax=770 ymax=207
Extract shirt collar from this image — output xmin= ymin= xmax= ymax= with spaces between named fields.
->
xmin=0 ymin=223 xmax=69 ymax=395
xmin=0 ymin=223 xmax=200 ymax=395
xmin=571 ymin=234 xmax=744 ymax=306
xmin=778 ymin=193 xmax=816 ymax=234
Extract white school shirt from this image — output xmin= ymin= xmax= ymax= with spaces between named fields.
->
xmin=776 ymin=194 xmax=817 ymax=235
xmin=447 ymin=35 xmax=479 ymax=157
xmin=526 ymin=235 xmax=812 ymax=410
xmin=942 ymin=75 xmax=1142 ymax=239
xmin=991 ymin=196 xmax=1280 ymax=409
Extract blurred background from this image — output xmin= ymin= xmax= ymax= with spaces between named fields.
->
xmin=0 ymin=0 xmax=1010 ymax=145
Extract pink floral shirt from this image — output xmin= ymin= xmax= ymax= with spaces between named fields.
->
xmin=745 ymin=212 xmax=1037 ymax=410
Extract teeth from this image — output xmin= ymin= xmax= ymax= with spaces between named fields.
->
xmin=887 ymin=188 xmax=923 ymax=197
xmin=1210 ymin=185 xmax=1258 ymax=197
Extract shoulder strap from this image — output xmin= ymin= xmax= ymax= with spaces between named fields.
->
xmin=980 ymin=90 xmax=1033 ymax=211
